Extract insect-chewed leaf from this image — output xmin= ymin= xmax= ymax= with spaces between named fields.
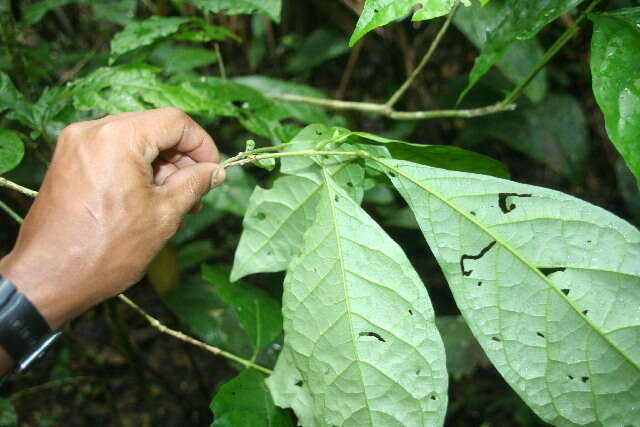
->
xmin=377 ymin=158 xmax=640 ymax=426
xmin=185 ymin=0 xmax=282 ymax=23
xmin=230 ymin=125 xmax=365 ymax=281
xmin=266 ymin=167 xmax=448 ymax=427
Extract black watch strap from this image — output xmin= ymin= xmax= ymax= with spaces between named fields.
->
xmin=0 ymin=276 xmax=60 ymax=373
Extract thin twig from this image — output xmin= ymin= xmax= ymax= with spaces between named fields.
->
xmin=336 ymin=40 xmax=364 ymax=99
xmin=502 ymin=0 xmax=602 ymax=105
xmin=267 ymin=93 xmax=516 ymax=120
xmin=116 ymin=295 xmax=272 ymax=375
xmin=214 ymin=43 xmax=227 ymax=80
xmin=385 ymin=0 xmax=462 ymax=108
xmin=10 ymin=376 xmax=98 ymax=402
xmin=0 ymin=177 xmax=38 ymax=197
xmin=0 ymin=199 xmax=23 ymax=224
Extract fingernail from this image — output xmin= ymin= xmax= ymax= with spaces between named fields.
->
xmin=211 ymin=165 xmax=225 ymax=189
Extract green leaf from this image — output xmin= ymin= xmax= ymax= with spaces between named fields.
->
xmin=230 ymin=125 xmax=365 ymax=281
xmin=0 ymin=129 xmax=25 ymax=175
xmin=92 ymin=0 xmax=137 ymax=26
xmin=0 ymin=72 xmax=33 ymax=126
xmin=211 ymin=369 xmax=293 ymax=427
xmin=163 ymin=277 xmax=254 ymax=357
xmin=286 ymin=28 xmax=350 ymax=74
xmin=110 ymin=16 xmax=190 ymax=63
xmin=463 ymin=93 xmax=588 ymax=181
xmin=22 ymin=0 xmax=81 ymax=26
xmin=203 ymin=265 xmax=283 ymax=353
xmin=185 ymin=0 xmax=282 ymax=23
xmin=454 ymin=0 xmax=547 ymax=102
xmin=267 ymin=164 xmax=448 ymax=426
xmin=110 ymin=17 xmax=237 ymax=64
xmin=460 ymin=0 xmax=587 ymax=100
xmin=149 ymin=44 xmax=218 ymax=75
xmin=590 ymin=8 xmax=640 ymax=186
xmin=378 ymin=158 xmax=640 ymax=426
xmin=350 ymin=0 xmax=470 ymax=46
xmin=344 ymin=130 xmax=510 ymax=178
xmin=0 ymin=398 xmax=17 ymax=427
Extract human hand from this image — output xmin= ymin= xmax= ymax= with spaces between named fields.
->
xmin=0 ymin=108 xmax=225 ymax=329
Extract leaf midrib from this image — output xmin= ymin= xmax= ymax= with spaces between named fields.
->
xmin=320 ymin=168 xmax=375 ymax=427
xmin=374 ymin=157 xmax=640 ymax=373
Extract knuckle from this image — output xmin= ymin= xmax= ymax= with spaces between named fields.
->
xmin=94 ymin=120 xmax=123 ymax=140
xmin=59 ymin=122 xmax=85 ymax=142
xmin=160 ymin=106 xmax=188 ymax=121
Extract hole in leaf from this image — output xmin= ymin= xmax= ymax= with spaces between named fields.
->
xmin=267 ymin=251 xmax=273 ymax=256
xmin=408 ymin=309 xmax=413 ymax=316
xmin=477 ymin=282 xmax=482 ymax=287
xmin=536 ymin=332 xmax=545 ymax=338
xmin=347 ymin=181 xmax=354 ymax=187
xmin=388 ymin=172 xmax=396 ymax=178
xmin=582 ymin=309 xmax=589 ymax=315
xmin=539 ymin=267 xmax=566 ymax=276
xmin=581 ymin=376 xmax=589 ymax=383
xmin=374 ymin=8 xmax=379 ymax=13
xmin=295 ymin=380 xmax=303 ymax=387
xmin=498 ymin=193 xmax=532 ymax=214
xmin=561 ymin=288 xmax=570 ymax=295
xmin=359 ymin=331 xmax=386 ymax=342
xmin=255 ymin=212 xmax=266 ymax=220
xmin=231 ymin=391 xmax=236 ymax=396
xmin=470 ymin=211 xmax=477 ymax=216
xmin=460 ymin=241 xmax=497 ymax=276
xmin=321 ymin=154 xmax=329 ymax=159
xmin=491 ymin=336 xmax=501 ymax=342
xmin=416 ymin=369 xmax=421 ymax=375
xmin=430 ymin=395 xmax=436 ymax=400
xmin=334 ymin=195 xmax=339 ymax=203
xmin=315 ymin=130 xmax=323 ymax=136
xmin=568 ymin=375 xmax=574 ymax=380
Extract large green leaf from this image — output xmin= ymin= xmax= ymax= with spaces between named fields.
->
xmin=343 ymin=130 xmax=510 ymax=178
xmin=109 ymin=16 xmax=236 ymax=63
xmin=163 ymin=277 xmax=254 ymax=358
xmin=590 ymin=8 xmax=640 ymax=186
xmin=460 ymin=0 xmax=587 ymax=100
xmin=376 ymin=158 xmax=640 ymax=425
xmin=110 ymin=16 xmax=190 ymax=63
xmin=349 ymin=0 xmax=470 ymax=46
xmin=185 ymin=0 xmax=282 ymax=23
xmin=454 ymin=0 xmax=547 ymax=102
xmin=230 ymin=125 xmax=365 ymax=281
xmin=203 ymin=265 xmax=283 ymax=353
xmin=463 ymin=93 xmax=588 ymax=181
xmin=267 ymin=165 xmax=448 ymax=426
xmin=0 ymin=129 xmax=25 ymax=175
xmin=211 ymin=369 xmax=293 ymax=427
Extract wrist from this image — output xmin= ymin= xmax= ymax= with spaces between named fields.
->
xmin=0 ymin=252 xmax=75 ymax=330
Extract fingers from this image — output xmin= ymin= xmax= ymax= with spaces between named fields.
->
xmin=98 ymin=108 xmax=220 ymax=165
xmin=158 ymin=163 xmax=226 ymax=216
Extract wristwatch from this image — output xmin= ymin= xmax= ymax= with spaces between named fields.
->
xmin=0 ymin=276 xmax=60 ymax=373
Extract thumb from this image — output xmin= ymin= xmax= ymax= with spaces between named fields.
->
xmin=159 ymin=163 xmax=226 ymax=216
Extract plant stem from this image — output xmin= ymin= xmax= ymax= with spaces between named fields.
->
xmin=386 ymin=0 xmax=462 ymax=108
xmin=214 ymin=43 xmax=227 ymax=80
xmin=0 ymin=177 xmax=39 ymax=197
xmin=117 ymin=294 xmax=272 ymax=375
xmin=0 ymin=199 xmax=23 ymax=224
xmin=267 ymin=93 xmax=516 ymax=120
xmin=502 ymin=0 xmax=602 ymax=105
xmin=9 ymin=376 xmax=99 ymax=402
xmin=222 ymin=150 xmax=367 ymax=169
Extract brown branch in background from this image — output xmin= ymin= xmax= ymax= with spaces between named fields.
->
xmin=267 ymin=93 xmax=516 ymax=120
xmin=385 ymin=0 xmax=463 ymax=108
xmin=336 ymin=40 xmax=364 ymax=99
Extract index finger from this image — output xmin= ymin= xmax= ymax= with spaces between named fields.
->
xmin=104 ymin=107 xmax=220 ymax=164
